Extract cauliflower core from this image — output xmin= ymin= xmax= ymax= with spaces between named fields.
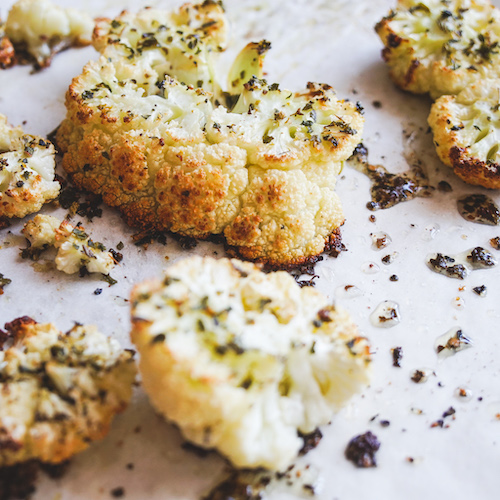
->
xmin=0 ymin=114 xmax=59 ymax=218
xmin=0 ymin=317 xmax=136 ymax=467
xmin=22 ymin=214 xmax=117 ymax=275
xmin=56 ymin=2 xmax=364 ymax=267
xmin=4 ymin=0 xmax=94 ymax=69
xmin=429 ymin=78 xmax=500 ymax=188
xmin=130 ymin=256 xmax=371 ymax=470
xmin=375 ymin=0 xmax=500 ymax=99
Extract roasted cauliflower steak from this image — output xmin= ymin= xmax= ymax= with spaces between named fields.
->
xmin=375 ymin=0 xmax=500 ymax=99
xmin=0 ymin=114 xmax=59 ymax=219
xmin=0 ymin=317 xmax=136 ymax=467
xmin=130 ymin=256 xmax=371 ymax=471
xmin=429 ymin=78 xmax=500 ymax=188
xmin=56 ymin=2 xmax=363 ymax=267
xmin=4 ymin=0 xmax=94 ymax=69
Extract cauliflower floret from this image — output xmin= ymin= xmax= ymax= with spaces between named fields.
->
xmin=428 ymin=78 xmax=500 ymax=188
xmin=22 ymin=213 xmax=59 ymax=248
xmin=0 ymin=114 xmax=59 ymax=219
xmin=130 ymin=256 xmax=371 ymax=470
xmin=54 ymin=219 xmax=116 ymax=275
xmin=56 ymin=3 xmax=363 ymax=267
xmin=375 ymin=0 xmax=500 ymax=99
xmin=21 ymin=214 xmax=117 ymax=275
xmin=4 ymin=0 xmax=93 ymax=69
xmin=0 ymin=316 xmax=136 ymax=467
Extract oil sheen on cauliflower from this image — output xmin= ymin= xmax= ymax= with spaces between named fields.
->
xmin=0 ymin=114 xmax=59 ymax=218
xmin=0 ymin=316 xmax=136 ymax=466
xmin=4 ymin=0 xmax=93 ymax=69
xmin=429 ymin=78 xmax=500 ymax=188
xmin=375 ymin=0 xmax=500 ymax=99
xmin=22 ymin=214 xmax=116 ymax=275
xmin=130 ymin=256 xmax=371 ymax=471
xmin=56 ymin=2 xmax=364 ymax=267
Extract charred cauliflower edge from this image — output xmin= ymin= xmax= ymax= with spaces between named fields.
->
xmin=0 ymin=114 xmax=59 ymax=219
xmin=429 ymin=78 xmax=500 ymax=188
xmin=56 ymin=1 xmax=364 ymax=267
xmin=0 ymin=316 xmax=136 ymax=467
xmin=130 ymin=256 xmax=371 ymax=471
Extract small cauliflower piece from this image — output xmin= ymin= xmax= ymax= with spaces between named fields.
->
xmin=54 ymin=219 xmax=116 ymax=275
xmin=22 ymin=213 xmax=59 ymax=248
xmin=0 ymin=114 xmax=59 ymax=219
xmin=0 ymin=316 xmax=136 ymax=467
xmin=4 ymin=0 xmax=94 ymax=69
xmin=375 ymin=0 xmax=500 ymax=99
xmin=429 ymin=78 xmax=500 ymax=188
xmin=131 ymin=256 xmax=371 ymax=471
xmin=21 ymin=214 xmax=116 ymax=275
xmin=56 ymin=3 xmax=363 ymax=267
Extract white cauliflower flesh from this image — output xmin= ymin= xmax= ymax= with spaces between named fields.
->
xmin=0 ymin=114 xmax=59 ymax=219
xmin=57 ymin=2 xmax=363 ymax=267
xmin=22 ymin=213 xmax=59 ymax=248
xmin=21 ymin=214 xmax=117 ymax=275
xmin=429 ymin=78 xmax=500 ymax=188
xmin=375 ymin=0 xmax=500 ymax=98
xmin=4 ymin=0 xmax=94 ymax=68
xmin=130 ymin=256 xmax=371 ymax=471
xmin=0 ymin=317 xmax=136 ymax=466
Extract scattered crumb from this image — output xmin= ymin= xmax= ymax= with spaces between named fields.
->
xmin=345 ymin=431 xmax=380 ymax=468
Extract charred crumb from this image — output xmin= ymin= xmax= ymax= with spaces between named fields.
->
xmin=391 ymin=346 xmax=403 ymax=367
xmin=369 ymin=215 xmax=376 ymax=223
xmin=389 ymin=274 xmax=399 ymax=281
xmin=39 ymin=460 xmax=70 ymax=479
xmin=110 ymin=486 xmax=125 ymax=498
xmin=457 ymin=194 xmax=500 ymax=225
xmin=299 ymin=428 xmax=323 ymax=455
xmin=202 ymin=470 xmax=269 ymax=500
xmin=345 ymin=431 xmax=380 ymax=468
xmin=131 ymin=229 xmax=167 ymax=247
xmin=442 ymin=407 xmax=456 ymax=419
xmin=109 ymin=248 xmax=124 ymax=263
xmin=58 ymin=185 xmax=103 ymax=221
xmin=372 ymin=100 xmax=382 ymax=109
xmin=0 ymin=273 xmax=12 ymax=295
xmin=428 ymin=253 xmax=467 ymax=279
xmin=126 ymin=463 xmax=134 ymax=470
xmin=437 ymin=180 xmax=452 ymax=192
xmin=473 ymin=285 xmax=487 ymax=297
xmin=431 ymin=420 xmax=445 ymax=428
xmin=176 ymin=235 xmax=198 ymax=251
xmin=0 ymin=461 xmax=38 ymax=500
xmin=466 ymin=247 xmax=496 ymax=268
xmin=181 ymin=441 xmax=212 ymax=458
xmin=411 ymin=370 xmax=427 ymax=383
xmin=380 ymin=420 xmax=390 ymax=428
xmin=116 ymin=241 xmax=124 ymax=251
xmin=436 ymin=328 xmax=472 ymax=357
xmin=0 ymin=217 xmax=11 ymax=230
xmin=490 ymin=236 xmax=500 ymax=250
xmin=94 ymin=288 xmax=103 ymax=296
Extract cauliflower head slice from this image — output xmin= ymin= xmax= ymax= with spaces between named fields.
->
xmin=4 ymin=0 xmax=93 ymax=68
xmin=429 ymin=78 xmax=500 ymax=188
xmin=92 ymin=1 xmax=227 ymax=95
xmin=0 ymin=316 xmax=136 ymax=467
xmin=375 ymin=0 xmax=500 ymax=98
xmin=57 ymin=52 xmax=362 ymax=265
xmin=0 ymin=114 xmax=59 ymax=219
xmin=130 ymin=256 xmax=371 ymax=470
xmin=22 ymin=213 xmax=59 ymax=248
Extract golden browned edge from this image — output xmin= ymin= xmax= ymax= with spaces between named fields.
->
xmin=0 ymin=33 xmax=15 ymax=69
xmin=449 ymin=146 xmax=500 ymax=189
